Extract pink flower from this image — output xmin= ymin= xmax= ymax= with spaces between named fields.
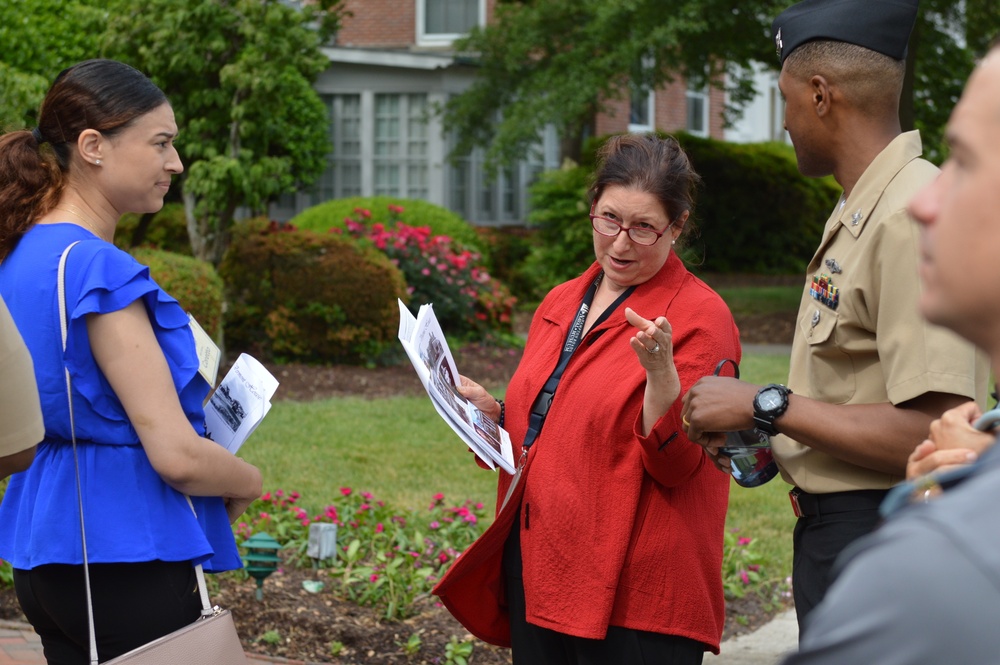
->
xmin=340 ymin=487 xmax=352 ymax=496
xmin=370 ymin=574 xmax=379 ymax=582
xmin=361 ymin=491 xmax=374 ymax=500
xmin=429 ymin=521 xmax=441 ymax=530
xmin=437 ymin=553 xmax=449 ymax=564
xmin=375 ymin=523 xmax=384 ymax=533
xmin=738 ymin=537 xmax=752 ymax=546
xmin=740 ymin=570 xmax=750 ymax=585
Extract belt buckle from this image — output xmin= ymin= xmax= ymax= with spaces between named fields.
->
xmin=788 ymin=489 xmax=803 ymax=518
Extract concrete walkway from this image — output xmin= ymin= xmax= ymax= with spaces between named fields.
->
xmin=708 ymin=609 xmax=798 ymax=664
xmin=1 ymin=612 xmax=798 ymax=665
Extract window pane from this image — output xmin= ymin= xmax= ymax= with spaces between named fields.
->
xmin=630 ymin=89 xmax=651 ymax=127
xmin=686 ymin=94 xmax=706 ymax=134
xmin=425 ymin=0 xmax=479 ymax=35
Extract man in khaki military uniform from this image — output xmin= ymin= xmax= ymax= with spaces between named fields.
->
xmin=0 ymin=293 xmax=43 ymax=479
xmin=681 ymin=0 xmax=990 ymax=630
xmin=781 ymin=43 xmax=1000 ymax=664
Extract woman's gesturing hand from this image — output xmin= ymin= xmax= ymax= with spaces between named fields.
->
xmin=625 ymin=307 xmax=680 ymax=435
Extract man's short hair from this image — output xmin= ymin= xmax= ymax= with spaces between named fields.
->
xmin=784 ymin=39 xmax=905 ymax=113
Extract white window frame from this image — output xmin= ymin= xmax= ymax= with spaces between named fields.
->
xmin=416 ymin=0 xmax=486 ymax=47
xmin=685 ymin=83 xmax=710 ymax=137
xmin=628 ymin=89 xmax=655 ymax=134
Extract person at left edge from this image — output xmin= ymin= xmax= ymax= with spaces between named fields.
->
xmin=0 ymin=293 xmax=44 ymax=480
xmin=434 ymin=133 xmax=741 ymax=663
xmin=0 ymin=59 xmax=263 ymax=663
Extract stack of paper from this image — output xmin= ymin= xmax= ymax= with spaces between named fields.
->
xmin=398 ymin=300 xmax=515 ymax=475
xmin=205 ymin=353 xmax=279 ymax=454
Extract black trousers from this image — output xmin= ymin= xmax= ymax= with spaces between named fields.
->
xmin=791 ymin=491 xmax=885 ymax=632
xmin=14 ymin=561 xmax=202 ymax=665
xmin=503 ymin=522 xmax=705 ymax=665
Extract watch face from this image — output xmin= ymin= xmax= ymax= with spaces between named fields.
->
xmin=759 ymin=388 xmax=783 ymax=410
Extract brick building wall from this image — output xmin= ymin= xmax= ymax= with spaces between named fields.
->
xmin=337 ymin=0 xmax=498 ymax=49
xmin=337 ymin=0 xmax=415 ymax=48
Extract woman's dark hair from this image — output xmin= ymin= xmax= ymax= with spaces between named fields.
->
xmin=0 ymin=59 xmax=168 ymax=260
xmin=589 ymin=133 xmax=701 ymax=241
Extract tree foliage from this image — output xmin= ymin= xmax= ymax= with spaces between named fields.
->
xmin=101 ymin=0 xmax=348 ymax=264
xmin=443 ymin=0 xmax=783 ymax=170
xmin=0 ymin=0 xmax=103 ymax=129
xmin=444 ymin=0 xmax=997 ymax=170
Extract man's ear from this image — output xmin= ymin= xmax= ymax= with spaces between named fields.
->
xmin=810 ymin=75 xmax=832 ymax=117
xmin=77 ymin=129 xmax=104 ymax=166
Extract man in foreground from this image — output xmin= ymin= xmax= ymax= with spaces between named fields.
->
xmin=782 ymin=41 xmax=1000 ymax=664
xmin=681 ymin=0 xmax=989 ymax=628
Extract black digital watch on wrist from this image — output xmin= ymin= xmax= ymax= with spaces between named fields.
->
xmin=753 ymin=383 xmax=792 ymax=436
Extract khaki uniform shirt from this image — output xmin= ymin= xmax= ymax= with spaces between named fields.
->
xmin=0 ymin=294 xmax=43 ymax=458
xmin=774 ymin=131 xmax=990 ymax=494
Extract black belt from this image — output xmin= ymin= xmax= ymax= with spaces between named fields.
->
xmin=789 ymin=488 xmax=888 ymax=518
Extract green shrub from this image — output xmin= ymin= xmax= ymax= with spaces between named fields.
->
xmin=117 ymin=203 xmax=191 ymax=255
xmin=291 ymin=196 xmax=485 ymax=257
xmin=676 ymin=132 xmax=837 ymax=275
xmin=474 ymin=225 xmax=538 ymax=309
xmin=220 ymin=218 xmax=408 ymax=365
xmin=129 ymin=247 xmax=224 ymax=340
xmin=514 ymin=162 xmax=594 ymax=302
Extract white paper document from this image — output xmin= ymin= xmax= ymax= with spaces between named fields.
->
xmin=205 ymin=353 xmax=279 ymax=454
xmin=398 ymin=299 xmax=516 ymax=475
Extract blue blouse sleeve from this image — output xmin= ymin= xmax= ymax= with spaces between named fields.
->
xmin=61 ymin=240 xmax=210 ymax=442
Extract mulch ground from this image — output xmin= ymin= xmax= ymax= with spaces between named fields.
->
xmin=0 ymin=309 xmax=794 ymax=664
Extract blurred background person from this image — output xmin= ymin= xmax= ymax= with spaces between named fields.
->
xmin=0 ymin=294 xmax=43 ymax=479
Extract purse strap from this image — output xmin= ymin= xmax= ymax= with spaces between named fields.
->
xmin=57 ymin=243 xmax=215 ymax=665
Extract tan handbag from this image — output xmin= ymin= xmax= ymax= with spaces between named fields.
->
xmin=58 ymin=243 xmax=249 ymax=665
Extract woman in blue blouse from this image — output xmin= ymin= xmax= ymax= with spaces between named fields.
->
xmin=0 ymin=59 xmax=263 ymax=663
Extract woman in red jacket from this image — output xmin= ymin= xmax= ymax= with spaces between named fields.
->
xmin=434 ymin=133 xmax=741 ymax=664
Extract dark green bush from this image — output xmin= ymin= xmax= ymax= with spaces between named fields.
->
xmin=219 ymin=218 xmax=408 ymax=365
xmin=129 ymin=247 xmax=224 ymax=340
xmin=117 ymin=203 xmax=191 ymax=255
xmin=291 ymin=196 xmax=485 ymax=258
xmin=676 ymin=132 xmax=837 ymax=275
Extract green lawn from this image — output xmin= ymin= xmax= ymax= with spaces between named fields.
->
xmin=715 ymin=285 xmax=802 ymax=318
xmin=240 ymin=351 xmax=796 ymax=586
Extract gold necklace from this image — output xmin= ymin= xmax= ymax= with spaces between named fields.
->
xmin=53 ymin=204 xmax=107 ymax=239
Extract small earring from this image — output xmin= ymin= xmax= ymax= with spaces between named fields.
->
xmin=95 ymin=160 xmax=101 ymax=165
xmin=671 ymin=239 xmax=676 ymax=245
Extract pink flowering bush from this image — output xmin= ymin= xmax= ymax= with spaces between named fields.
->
xmin=234 ymin=488 xmax=488 ymax=620
xmin=722 ymin=529 xmax=768 ymax=599
xmin=333 ymin=206 xmax=516 ymax=339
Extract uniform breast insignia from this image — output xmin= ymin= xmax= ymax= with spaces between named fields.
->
xmin=810 ymin=273 xmax=839 ymax=310
xmin=824 ymin=258 xmax=842 ymax=274
xmin=850 ymin=209 xmax=864 ymax=226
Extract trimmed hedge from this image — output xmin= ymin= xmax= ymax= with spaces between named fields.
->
xmin=290 ymin=196 xmax=485 ymax=256
xmin=675 ymin=133 xmax=837 ymax=275
xmin=219 ymin=218 xmax=408 ymax=365
xmin=129 ymin=247 xmax=224 ymax=341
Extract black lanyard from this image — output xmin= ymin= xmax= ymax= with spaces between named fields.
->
xmin=521 ymin=273 xmax=636 ymax=451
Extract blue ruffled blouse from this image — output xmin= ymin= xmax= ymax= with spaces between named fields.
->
xmin=0 ymin=224 xmax=241 ymax=572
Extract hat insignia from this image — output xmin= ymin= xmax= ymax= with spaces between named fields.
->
xmin=775 ymin=28 xmax=783 ymax=58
